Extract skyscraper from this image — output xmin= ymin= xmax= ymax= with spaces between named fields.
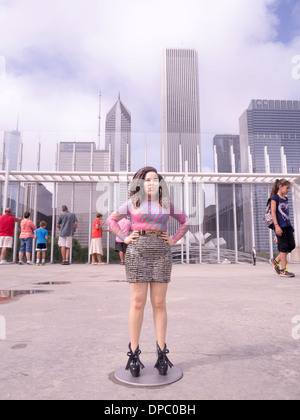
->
xmin=160 ymin=48 xmax=201 ymax=172
xmin=213 ymin=134 xmax=243 ymax=251
xmin=1 ymin=130 xmax=23 ymax=213
xmin=240 ymin=99 xmax=300 ymax=174
xmin=2 ymin=130 xmax=21 ymax=170
xmin=105 ymin=94 xmax=131 ymax=172
xmin=239 ymin=99 xmax=300 ymax=251
xmin=57 ymin=142 xmax=109 ymax=246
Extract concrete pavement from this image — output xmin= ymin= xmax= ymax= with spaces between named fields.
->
xmin=0 ymin=261 xmax=300 ymax=400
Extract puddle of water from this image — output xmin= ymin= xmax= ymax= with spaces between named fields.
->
xmin=11 ymin=343 xmax=28 ymax=350
xmin=107 ymin=280 xmax=127 ymax=283
xmin=35 ymin=281 xmax=70 ymax=285
xmin=0 ymin=290 xmax=48 ymax=304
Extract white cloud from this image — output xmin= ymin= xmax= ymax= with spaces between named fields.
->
xmin=0 ymin=0 xmax=300 ymax=172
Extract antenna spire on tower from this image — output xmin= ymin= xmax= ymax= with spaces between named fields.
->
xmin=97 ymin=91 xmax=101 ymax=150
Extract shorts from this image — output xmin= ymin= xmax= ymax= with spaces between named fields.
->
xmin=0 ymin=236 xmax=13 ymax=248
xmin=276 ymin=226 xmax=295 ymax=253
xmin=58 ymin=236 xmax=73 ymax=248
xmin=19 ymin=237 xmax=33 ymax=253
xmin=36 ymin=243 xmax=47 ymax=251
xmin=115 ymin=241 xmax=128 ymax=253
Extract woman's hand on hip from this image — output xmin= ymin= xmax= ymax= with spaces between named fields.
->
xmin=161 ymin=232 xmax=175 ymax=246
xmin=124 ymin=231 xmax=140 ymax=245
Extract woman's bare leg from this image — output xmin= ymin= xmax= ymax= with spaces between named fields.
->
xmin=129 ymin=283 xmax=148 ymax=351
xmin=150 ymin=283 xmax=168 ymax=349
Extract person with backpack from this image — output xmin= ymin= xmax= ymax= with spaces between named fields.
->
xmin=269 ymin=179 xmax=295 ymax=278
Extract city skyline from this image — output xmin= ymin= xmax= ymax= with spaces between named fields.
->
xmin=0 ymin=0 xmax=300 ymax=173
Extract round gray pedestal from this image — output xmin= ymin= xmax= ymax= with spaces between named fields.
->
xmin=115 ymin=362 xmax=183 ymax=387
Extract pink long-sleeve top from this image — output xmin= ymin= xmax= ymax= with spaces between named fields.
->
xmin=19 ymin=219 xmax=37 ymax=238
xmin=106 ymin=199 xmax=189 ymax=243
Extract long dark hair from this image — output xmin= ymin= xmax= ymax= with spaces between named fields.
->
xmin=270 ymin=178 xmax=291 ymax=198
xmin=130 ymin=166 xmax=170 ymax=209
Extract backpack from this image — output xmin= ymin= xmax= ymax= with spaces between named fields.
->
xmin=263 ymin=196 xmax=279 ymax=229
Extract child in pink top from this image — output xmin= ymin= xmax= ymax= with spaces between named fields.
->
xmin=19 ymin=211 xmax=36 ymax=265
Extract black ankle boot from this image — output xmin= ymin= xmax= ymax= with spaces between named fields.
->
xmin=154 ymin=342 xmax=174 ymax=375
xmin=125 ymin=343 xmax=145 ymax=377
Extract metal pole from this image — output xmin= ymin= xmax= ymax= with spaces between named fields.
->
xmin=179 ymin=144 xmax=183 ymax=173
xmin=248 ymin=146 xmax=255 ymax=252
xmin=13 ymin=182 xmax=21 ymax=263
xmin=197 ymin=144 xmax=201 ymax=174
xmin=70 ymin=143 xmax=75 ymax=264
xmin=88 ymin=143 xmax=93 ymax=264
xmin=197 ymin=144 xmax=202 ymax=264
xmin=32 ymin=143 xmax=41 ymax=262
xmin=161 ymin=144 xmax=165 ymax=172
xmin=144 ymin=143 xmax=147 ymax=168
xmin=32 ymin=182 xmax=38 ymax=263
xmin=264 ymin=146 xmax=273 ymax=260
xmin=88 ymin=184 xmax=93 ymax=265
xmin=106 ymin=182 xmax=113 ymax=264
xmin=3 ymin=159 xmax=9 ymax=213
xmin=97 ymin=91 xmax=101 ymax=150
xmin=197 ymin=181 xmax=203 ymax=264
xmin=51 ymin=143 xmax=59 ymax=264
xmin=184 ymin=161 xmax=190 ymax=264
xmin=214 ymin=146 xmax=220 ymax=263
xmin=51 ymin=183 xmax=57 ymax=264
xmin=231 ymin=145 xmax=238 ymax=263
xmin=280 ymin=146 xmax=287 ymax=173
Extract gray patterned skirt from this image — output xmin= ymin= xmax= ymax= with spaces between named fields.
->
xmin=125 ymin=235 xmax=172 ymax=283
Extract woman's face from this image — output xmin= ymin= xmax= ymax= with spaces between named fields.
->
xmin=144 ymin=171 xmax=160 ymax=199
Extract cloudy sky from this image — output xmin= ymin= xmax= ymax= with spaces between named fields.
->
xmin=0 ymin=0 xmax=300 ymax=172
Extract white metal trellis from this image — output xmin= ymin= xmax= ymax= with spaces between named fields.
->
xmin=1 ymin=168 xmax=300 ymax=264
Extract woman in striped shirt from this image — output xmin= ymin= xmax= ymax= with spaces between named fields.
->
xmin=107 ymin=166 xmax=189 ymax=377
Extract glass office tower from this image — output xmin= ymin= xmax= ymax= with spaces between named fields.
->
xmin=239 ymin=99 xmax=300 ymax=252
xmin=1 ymin=130 xmax=22 ymax=213
xmin=213 ymin=134 xmax=243 ymax=251
xmin=57 ymin=142 xmax=109 ymax=247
